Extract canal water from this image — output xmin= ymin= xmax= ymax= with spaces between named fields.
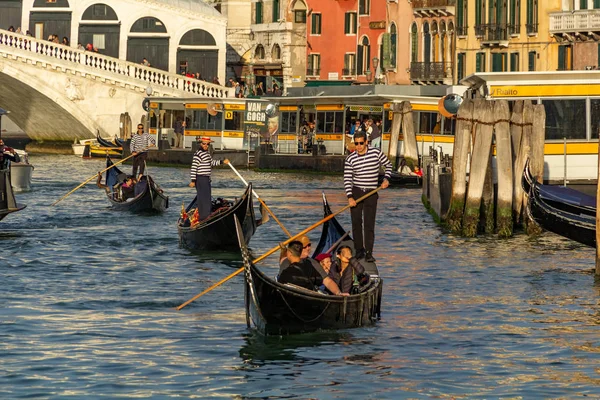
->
xmin=2 ymin=154 xmax=600 ymax=398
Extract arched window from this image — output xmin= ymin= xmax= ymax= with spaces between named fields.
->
xmin=272 ymin=44 xmax=281 ymax=60
xmin=292 ymin=0 xmax=307 ymax=23
xmin=440 ymin=21 xmax=447 ymax=64
xmin=390 ymin=23 xmax=397 ymax=68
xmin=432 ymin=21 xmax=439 ymax=62
xmin=130 ymin=17 xmax=167 ymax=33
xmin=357 ymin=36 xmax=370 ymax=75
xmin=255 ymin=44 xmax=265 ymax=60
xmin=423 ymin=22 xmax=431 ymax=64
xmin=411 ymin=23 xmax=418 ymax=63
xmin=180 ymin=29 xmax=216 ymax=46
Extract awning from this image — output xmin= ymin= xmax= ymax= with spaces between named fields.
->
xmin=304 ymin=80 xmax=355 ymax=87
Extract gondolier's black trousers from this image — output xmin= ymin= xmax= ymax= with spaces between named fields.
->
xmin=350 ymin=186 xmax=378 ymax=254
xmin=132 ymin=152 xmax=148 ymax=178
xmin=195 ymin=175 xmax=211 ymax=220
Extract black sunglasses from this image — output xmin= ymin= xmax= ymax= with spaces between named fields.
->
xmin=200 ymin=142 xmax=209 ymax=146
xmin=137 ymin=127 xmax=144 ymax=130
xmin=354 ymin=141 xmax=365 ymax=145
xmin=303 ymin=243 xmax=311 ymax=249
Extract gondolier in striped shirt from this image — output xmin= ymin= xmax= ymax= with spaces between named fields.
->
xmin=188 ymin=136 xmax=229 ymax=220
xmin=130 ymin=124 xmax=156 ymax=179
xmin=344 ymin=131 xmax=392 ymax=263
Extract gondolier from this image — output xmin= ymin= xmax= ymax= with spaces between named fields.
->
xmin=344 ymin=131 xmax=392 ymax=263
xmin=130 ymin=124 xmax=156 ymax=179
xmin=188 ymin=136 xmax=229 ymax=221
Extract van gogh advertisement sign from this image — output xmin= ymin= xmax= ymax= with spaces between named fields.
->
xmin=244 ymin=101 xmax=279 ymax=148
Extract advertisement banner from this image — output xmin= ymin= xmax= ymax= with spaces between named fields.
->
xmin=244 ymin=101 xmax=279 ymax=150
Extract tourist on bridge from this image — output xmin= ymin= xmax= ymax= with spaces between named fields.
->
xmin=188 ymin=137 xmax=229 ymax=221
xmin=344 ymin=131 xmax=392 ymax=263
xmin=130 ymin=124 xmax=156 ymax=179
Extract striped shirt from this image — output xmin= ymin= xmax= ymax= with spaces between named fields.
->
xmin=344 ymin=147 xmax=392 ymax=197
xmin=130 ymin=132 xmax=156 ymax=153
xmin=190 ymin=149 xmax=221 ymax=180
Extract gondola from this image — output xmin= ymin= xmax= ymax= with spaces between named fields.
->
xmin=386 ymin=171 xmax=422 ymax=187
xmin=97 ymin=134 xmax=121 ymax=148
xmin=178 ymin=184 xmax=266 ymax=251
xmin=235 ymin=194 xmax=383 ymax=336
xmin=522 ymin=160 xmax=595 ymax=247
xmin=102 ymin=157 xmax=168 ymax=213
xmin=0 ymin=168 xmax=26 ymax=221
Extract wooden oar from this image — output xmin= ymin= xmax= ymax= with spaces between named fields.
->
xmin=175 ymin=186 xmax=383 ymax=311
xmin=51 ymin=146 xmax=152 ymax=206
xmin=226 ymin=162 xmax=291 ymax=237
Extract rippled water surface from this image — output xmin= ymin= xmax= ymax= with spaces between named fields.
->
xmin=2 ymin=154 xmax=600 ymax=398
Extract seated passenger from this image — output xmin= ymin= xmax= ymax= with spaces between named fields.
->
xmin=120 ymin=176 xmax=137 ymax=200
xmin=278 ymin=241 xmax=322 ymax=291
xmin=329 ymin=246 xmax=370 ymax=294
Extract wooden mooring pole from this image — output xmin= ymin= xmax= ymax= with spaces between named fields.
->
xmin=401 ymin=101 xmax=419 ymax=168
xmin=494 ymin=100 xmax=513 ymax=238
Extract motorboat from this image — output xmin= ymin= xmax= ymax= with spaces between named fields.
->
xmin=9 ymin=149 xmax=34 ymax=191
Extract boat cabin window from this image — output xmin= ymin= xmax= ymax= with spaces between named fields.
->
xmin=280 ymin=111 xmax=298 ymax=133
xmin=224 ymin=110 xmax=243 ymax=131
xmin=541 ymin=99 xmax=586 ymax=140
xmin=592 ymin=99 xmax=600 ymax=139
xmin=316 ymin=111 xmax=344 ymax=133
xmin=189 ymin=110 xmax=222 ymax=131
xmin=383 ymin=110 xmax=392 ymax=133
xmin=416 ymin=111 xmax=439 ymax=135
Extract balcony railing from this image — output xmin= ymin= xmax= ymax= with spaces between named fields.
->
xmin=306 ymin=68 xmax=320 ymax=76
xmin=477 ymin=24 xmax=514 ymax=43
xmin=342 ymin=68 xmax=356 ymax=76
xmin=550 ymin=10 xmax=600 ymax=33
xmin=526 ymin=23 xmax=538 ymax=35
xmin=411 ymin=0 xmax=456 ymax=7
xmin=456 ymin=25 xmax=468 ymax=36
xmin=410 ymin=62 xmax=452 ymax=81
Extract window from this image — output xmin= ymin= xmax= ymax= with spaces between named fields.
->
xmin=93 ymin=4 xmax=107 ymax=17
xmin=295 ymin=10 xmax=306 ymax=23
xmin=255 ymin=0 xmax=263 ymax=24
xmin=528 ymin=51 xmax=536 ymax=71
xmin=595 ymin=0 xmax=600 ymax=8
xmin=307 ymin=54 xmax=320 ymax=76
xmin=34 ymin=22 xmax=43 ymax=40
xmin=311 ymin=13 xmax=322 ymax=35
xmin=357 ymin=36 xmax=370 ymax=75
xmin=280 ymin=111 xmax=297 ymax=133
xmin=93 ymin=34 xmax=105 ymax=50
xmin=255 ymin=45 xmax=265 ymax=60
xmin=359 ymin=0 xmax=370 ymax=15
xmin=558 ymin=45 xmax=572 ymax=71
xmin=492 ymin=53 xmax=507 ymax=71
xmin=526 ymin=0 xmax=537 ymax=34
xmin=591 ymin=99 xmax=600 ymax=138
xmin=542 ymin=99 xmax=586 ymax=140
xmin=476 ymin=52 xmax=486 ymax=72
xmin=272 ymin=0 xmax=280 ymax=22
xmin=345 ymin=12 xmax=357 ymax=34
xmin=272 ymin=44 xmax=281 ymax=60
xmin=510 ymin=0 xmax=521 ymax=34
xmin=316 ymin=112 xmax=344 ymax=133
xmin=389 ymin=23 xmax=397 ymax=68
xmin=457 ymin=52 xmax=466 ymax=82
xmin=411 ymin=24 xmax=418 ymax=62
xmin=457 ymin=0 xmax=468 ymax=36
xmin=224 ymin=111 xmax=243 ymax=131
xmin=475 ymin=0 xmax=483 ymax=30
xmin=192 ymin=110 xmax=222 ymax=130
xmin=510 ymin=52 xmax=519 ymax=71
xmin=343 ymin=53 xmax=356 ymax=75
xmin=581 ymin=0 xmax=588 ymax=8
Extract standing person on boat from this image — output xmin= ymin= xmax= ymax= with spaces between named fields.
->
xmin=344 ymin=131 xmax=392 ymax=262
xmin=188 ymin=137 xmax=229 ymax=221
xmin=130 ymin=124 xmax=156 ymax=179
xmin=0 ymin=139 xmax=20 ymax=170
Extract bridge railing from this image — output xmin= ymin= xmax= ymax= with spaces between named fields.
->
xmin=0 ymin=29 xmax=231 ymax=99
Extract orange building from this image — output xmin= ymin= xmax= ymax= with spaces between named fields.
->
xmin=305 ymin=0 xmax=390 ymax=84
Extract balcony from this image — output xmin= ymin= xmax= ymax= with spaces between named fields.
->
xmin=456 ymin=25 xmax=468 ymax=37
xmin=342 ymin=68 xmax=356 ymax=76
xmin=412 ymin=0 xmax=455 ymax=17
xmin=410 ymin=62 xmax=452 ymax=84
xmin=549 ymin=10 xmax=600 ymax=42
xmin=476 ymin=24 xmax=512 ymax=47
xmin=306 ymin=68 xmax=320 ymax=77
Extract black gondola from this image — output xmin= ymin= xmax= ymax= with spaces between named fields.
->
xmin=102 ymin=157 xmax=168 ymax=213
xmin=178 ymin=184 xmax=265 ymax=251
xmin=0 ymin=169 xmax=25 ymax=221
xmin=97 ymin=134 xmax=121 ymax=148
xmin=386 ymin=171 xmax=422 ymax=187
xmin=522 ymin=160 xmax=595 ymax=248
xmin=235 ymin=194 xmax=383 ymax=336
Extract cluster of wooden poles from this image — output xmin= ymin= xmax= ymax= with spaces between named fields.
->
xmin=445 ymin=98 xmax=546 ymax=238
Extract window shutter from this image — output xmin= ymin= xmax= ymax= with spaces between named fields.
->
xmin=382 ymin=33 xmax=392 ymax=69
xmin=357 ymin=45 xmax=364 ymax=75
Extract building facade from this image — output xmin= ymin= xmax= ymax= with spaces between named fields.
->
xmin=1 ymin=0 xmax=227 ymax=81
xmin=455 ymin=0 xmax=561 ymax=83
xmin=550 ymin=0 xmax=600 ymax=71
